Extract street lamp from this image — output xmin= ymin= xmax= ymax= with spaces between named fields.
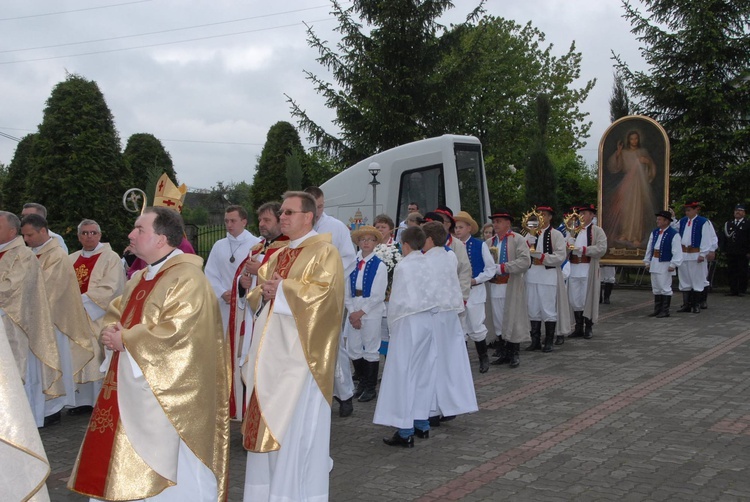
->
xmin=368 ymin=162 xmax=381 ymax=223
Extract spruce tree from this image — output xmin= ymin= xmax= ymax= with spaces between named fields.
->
xmin=249 ymin=122 xmax=306 ymax=209
xmin=525 ymin=94 xmax=558 ymax=215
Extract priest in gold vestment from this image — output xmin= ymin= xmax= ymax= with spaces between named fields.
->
xmin=0 ymin=211 xmax=62 ymax=428
xmin=21 ymin=213 xmax=96 ymax=424
xmin=241 ymin=191 xmax=344 ymax=502
xmin=68 ymin=207 xmax=230 ymax=502
xmin=68 ymin=218 xmax=126 ymax=411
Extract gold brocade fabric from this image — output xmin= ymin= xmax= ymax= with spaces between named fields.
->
xmin=249 ymin=233 xmax=345 ymax=407
xmin=36 ymin=239 xmax=97 ymax=384
xmin=68 ymin=244 xmax=125 ymax=311
xmin=0 ymin=237 xmax=62 ymax=399
xmin=84 ymin=254 xmax=230 ymax=501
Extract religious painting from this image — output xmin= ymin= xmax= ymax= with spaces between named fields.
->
xmin=598 ymin=115 xmax=670 ymax=266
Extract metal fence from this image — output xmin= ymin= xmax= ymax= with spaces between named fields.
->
xmin=186 ymin=224 xmax=226 ymax=261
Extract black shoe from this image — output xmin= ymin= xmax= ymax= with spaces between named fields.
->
xmin=414 ymin=428 xmax=430 ymax=439
xmin=509 ymin=343 xmax=520 ymax=368
xmin=43 ymin=411 xmax=61 ymax=427
xmin=338 ymin=397 xmax=353 ymax=417
xmin=554 ymin=335 xmax=565 ymax=346
xmin=358 ymin=388 xmax=377 ymax=402
xmin=490 ymin=357 xmax=507 ymax=365
xmin=475 ymin=340 xmax=490 ymax=374
xmin=428 ymin=416 xmax=441 ymax=427
xmin=67 ymin=405 xmax=93 ymax=416
xmin=383 ymin=431 xmax=414 ymax=448
xmin=439 ymin=415 xmax=456 ymax=422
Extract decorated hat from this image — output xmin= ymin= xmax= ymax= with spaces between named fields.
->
xmin=351 ymin=225 xmax=382 ymax=245
xmin=489 ymin=210 xmax=514 ymax=223
xmin=683 ymin=200 xmax=702 ymax=208
xmin=537 ymin=205 xmax=554 ymax=215
xmin=423 ymin=211 xmax=445 ymax=224
xmin=578 ymin=203 xmax=597 ymax=213
xmin=655 ymin=210 xmax=672 ymax=220
xmin=434 ymin=206 xmax=455 ymax=223
xmin=735 ymin=203 xmax=747 ymax=211
xmin=153 ymin=173 xmax=188 ymax=213
xmin=453 ymin=211 xmax=479 ymax=234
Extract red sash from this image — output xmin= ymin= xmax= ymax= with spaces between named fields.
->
xmin=73 ymin=253 xmax=102 ymax=294
xmin=227 ymin=237 xmax=288 ymax=418
xmin=0 ymin=250 xmax=6 ymax=260
xmin=71 ymin=270 xmax=166 ymax=496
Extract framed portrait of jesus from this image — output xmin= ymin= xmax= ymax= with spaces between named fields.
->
xmin=598 ymin=115 xmax=670 ymax=265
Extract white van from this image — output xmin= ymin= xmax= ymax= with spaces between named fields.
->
xmin=320 ymin=134 xmax=490 ymax=229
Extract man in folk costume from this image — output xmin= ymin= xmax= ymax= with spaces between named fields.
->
xmin=375 ymin=226 xmax=441 ymax=447
xmin=21 ymin=214 xmax=96 ymax=427
xmin=0 ymin=211 xmax=63 ymax=428
xmin=525 ymin=206 xmax=572 ymax=353
xmin=421 ymin=221 xmax=478 ymax=424
xmin=0 ymin=321 xmax=51 ymax=502
xmin=241 ymin=191 xmax=344 ymax=502
xmin=68 ymin=207 xmax=230 ymax=501
xmin=227 ymin=202 xmax=289 ymax=421
xmin=205 ymin=205 xmax=260 ymax=338
xmin=644 ymin=211 xmax=684 ymax=318
xmin=453 ymin=211 xmax=495 ymax=373
xmin=565 ymin=204 xmax=608 ymax=341
xmin=676 ymin=201 xmax=714 ymax=313
xmin=345 ymin=226 xmax=388 ymax=403
xmin=68 ymin=219 xmax=125 ymax=415
xmin=486 ymin=210 xmax=531 ymax=368
xmin=126 ymin=173 xmax=196 ymax=279
xmin=304 ymin=186 xmax=357 ymax=418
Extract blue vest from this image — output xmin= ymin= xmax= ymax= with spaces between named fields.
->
xmin=349 ymin=255 xmax=383 ymax=298
xmin=678 ymin=216 xmax=707 ymax=248
xmin=464 ymin=236 xmax=485 ymax=278
xmin=650 ymin=226 xmax=677 ymax=262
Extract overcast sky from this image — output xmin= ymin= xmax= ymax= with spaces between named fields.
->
xmin=0 ymin=0 xmax=647 ymax=190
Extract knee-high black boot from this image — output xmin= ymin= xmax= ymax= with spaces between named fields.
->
xmin=649 ymin=295 xmax=663 ymax=317
xmin=526 ymin=321 xmax=542 ymax=351
xmin=509 ymin=343 xmax=520 ymax=368
xmin=691 ymin=290 xmax=701 ymax=313
xmin=542 ymin=321 xmax=556 ymax=352
xmin=677 ymin=291 xmax=691 ymax=313
xmin=358 ymin=360 xmax=379 ymax=402
xmin=657 ymin=295 xmax=671 ymax=318
xmin=569 ymin=311 xmax=584 ymax=338
xmin=603 ymin=283 xmax=613 ymax=304
xmin=352 ymin=358 xmax=367 ymax=398
xmin=475 ymin=340 xmax=490 ymax=373
xmin=583 ymin=317 xmax=594 ymax=339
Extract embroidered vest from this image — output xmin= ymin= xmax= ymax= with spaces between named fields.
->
xmin=678 ymin=216 xmax=707 ymax=248
xmin=650 ymin=227 xmax=677 ymax=262
xmin=349 ymin=255 xmax=383 ymax=298
xmin=464 ymin=236 xmax=485 ymax=278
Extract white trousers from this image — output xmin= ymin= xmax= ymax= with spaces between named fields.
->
xmin=678 ymin=259 xmax=707 ymax=291
xmin=650 ymin=271 xmax=674 ymax=295
xmin=568 ymin=277 xmax=588 ymax=311
xmin=344 ymin=318 xmax=381 ymax=362
xmin=526 ymin=284 xmax=557 ymax=322
xmin=460 ymin=303 xmax=488 ymax=342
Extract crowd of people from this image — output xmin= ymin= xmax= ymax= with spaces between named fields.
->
xmin=2 ymin=170 xmax=748 ymax=501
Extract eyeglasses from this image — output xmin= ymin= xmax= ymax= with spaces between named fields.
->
xmin=80 ymin=231 xmax=100 ymax=236
xmin=276 ymin=209 xmax=309 ymax=217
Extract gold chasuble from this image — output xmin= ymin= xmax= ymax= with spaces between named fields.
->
xmin=35 ymin=238 xmax=97 ymax=384
xmin=0 ymin=237 xmax=62 ymax=399
xmin=242 ymin=233 xmax=344 ymax=453
xmin=68 ymin=254 xmax=230 ymax=501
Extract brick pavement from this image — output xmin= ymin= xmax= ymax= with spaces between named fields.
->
xmin=39 ymin=287 xmax=750 ymax=501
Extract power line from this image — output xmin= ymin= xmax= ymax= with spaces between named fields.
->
xmin=0 ymin=17 xmax=336 ymax=65
xmin=0 ymin=131 xmax=21 ymax=142
xmin=1 ymin=5 xmax=335 ymax=54
xmin=161 ymin=138 xmax=263 ymax=146
xmin=0 ymin=0 xmax=151 ymax=21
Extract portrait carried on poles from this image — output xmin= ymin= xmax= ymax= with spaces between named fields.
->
xmin=598 ymin=115 xmax=670 ymax=265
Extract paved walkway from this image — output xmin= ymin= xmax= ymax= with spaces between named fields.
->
xmin=41 ymin=288 xmax=750 ymax=501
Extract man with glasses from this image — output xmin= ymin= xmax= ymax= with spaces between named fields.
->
xmin=241 ymin=191 xmax=344 ymax=502
xmin=68 ymin=219 xmax=125 ymax=415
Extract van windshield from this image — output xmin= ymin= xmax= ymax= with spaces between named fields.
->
xmin=455 ymin=143 xmax=486 ymax=223
xmin=397 ymin=165 xmax=445 ymax=223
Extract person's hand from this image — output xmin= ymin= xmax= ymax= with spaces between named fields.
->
xmin=616 ymin=140 xmax=623 ymax=154
xmin=221 ymin=291 xmax=231 ymax=304
xmin=262 ymin=273 xmax=282 ymax=301
xmin=245 ymin=258 xmax=262 ymax=276
xmin=102 ymin=322 xmax=125 ymax=351
xmin=529 ymin=250 xmax=542 ymax=259
xmin=697 ymin=255 xmax=705 ymax=263
xmin=348 ymin=310 xmax=364 ymax=330
xmin=668 ymin=266 xmax=674 ymax=272
xmin=707 ymin=251 xmax=716 ymax=262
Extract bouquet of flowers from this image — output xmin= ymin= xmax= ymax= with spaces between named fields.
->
xmin=374 ymin=242 xmax=402 ymax=301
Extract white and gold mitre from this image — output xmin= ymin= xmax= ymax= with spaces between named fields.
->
xmin=153 ymin=173 xmax=187 ymax=213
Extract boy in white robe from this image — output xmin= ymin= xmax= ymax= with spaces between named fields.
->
xmin=375 ymin=226 xmax=440 ymax=447
xmin=420 ymin=222 xmax=478 ymax=425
